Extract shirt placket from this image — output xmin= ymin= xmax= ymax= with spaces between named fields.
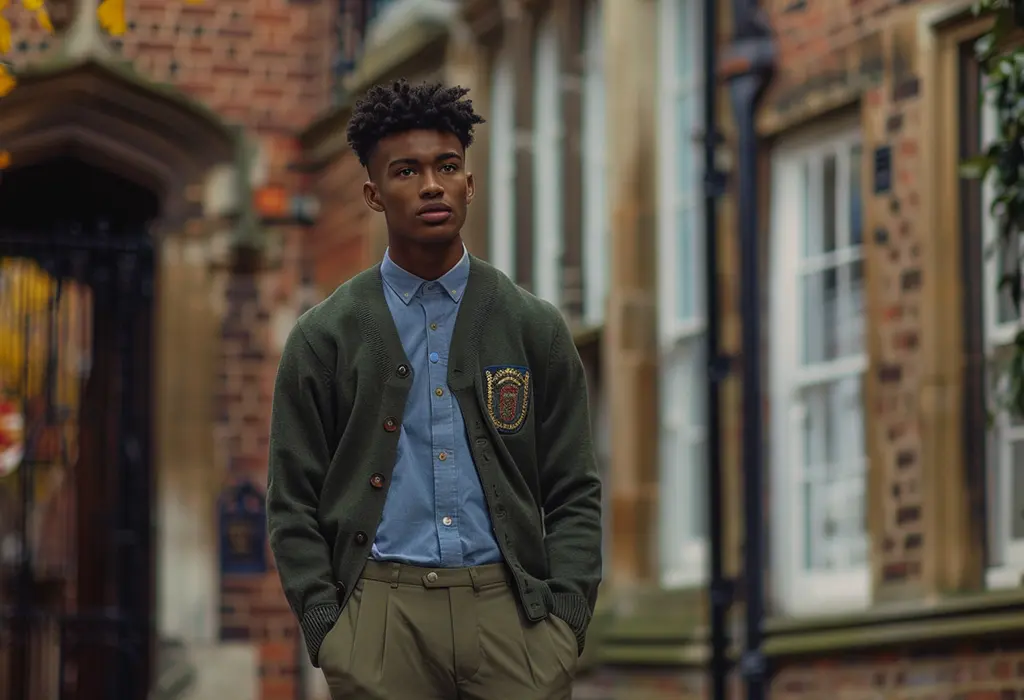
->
xmin=423 ymin=289 xmax=462 ymax=566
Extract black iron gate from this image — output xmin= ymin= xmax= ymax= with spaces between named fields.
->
xmin=0 ymin=226 xmax=155 ymax=700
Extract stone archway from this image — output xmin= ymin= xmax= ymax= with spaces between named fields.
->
xmin=0 ymin=55 xmax=237 ymax=224
xmin=0 ymin=51 xmax=237 ymax=700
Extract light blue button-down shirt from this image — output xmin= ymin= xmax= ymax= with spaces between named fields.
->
xmin=371 ymin=248 xmax=503 ymax=567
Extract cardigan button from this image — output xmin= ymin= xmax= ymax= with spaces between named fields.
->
xmin=396 ymin=364 xmax=410 ymax=378
xmin=354 ymin=531 xmax=368 ymax=545
xmin=369 ymin=473 xmax=385 ymax=489
xmin=383 ymin=417 xmax=398 ymax=432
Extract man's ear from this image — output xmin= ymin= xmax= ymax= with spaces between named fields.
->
xmin=465 ymin=172 xmax=475 ymax=206
xmin=363 ymin=180 xmax=384 ymax=212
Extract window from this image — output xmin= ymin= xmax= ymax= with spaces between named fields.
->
xmin=488 ymin=43 xmax=516 ymax=278
xmin=656 ymin=0 xmax=706 ymax=588
xmin=769 ymin=123 xmax=868 ymax=614
xmin=980 ymin=99 xmax=1024 ymax=588
xmin=582 ymin=0 xmax=608 ymax=326
xmin=533 ymin=13 xmax=563 ymax=304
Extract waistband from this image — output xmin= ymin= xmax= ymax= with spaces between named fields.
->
xmin=360 ymin=559 xmax=509 ymax=590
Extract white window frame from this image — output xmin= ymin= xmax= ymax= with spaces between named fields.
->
xmin=582 ymin=0 xmax=608 ymax=326
xmin=656 ymin=0 xmax=707 ymax=589
xmin=532 ymin=12 xmax=563 ymax=305
xmin=769 ymin=121 xmax=870 ymax=615
xmin=488 ymin=43 xmax=516 ymax=278
xmin=980 ymin=100 xmax=1024 ymax=589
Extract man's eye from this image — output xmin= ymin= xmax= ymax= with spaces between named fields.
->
xmin=440 ymin=163 xmax=457 ymax=173
xmin=398 ymin=168 xmax=415 ymax=177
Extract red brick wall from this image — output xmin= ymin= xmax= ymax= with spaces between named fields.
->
xmin=118 ymin=0 xmax=334 ymax=132
xmin=107 ymin=2 xmax=337 ymax=698
xmin=309 ymin=148 xmax=374 ymax=296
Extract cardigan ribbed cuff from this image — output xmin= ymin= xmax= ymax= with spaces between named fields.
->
xmin=301 ymin=603 xmax=341 ymax=667
xmin=550 ymin=592 xmax=591 ymax=656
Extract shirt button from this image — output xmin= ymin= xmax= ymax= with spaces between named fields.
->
xmin=429 ymin=352 xmax=439 ymax=363
xmin=383 ymin=417 xmax=398 ymax=432
xmin=369 ymin=473 xmax=385 ymax=489
xmin=396 ymin=364 xmax=410 ymax=378
xmin=435 ymin=387 xmax=444 ymax=397
xmin=430 ymin=323 xmax=438 ymax=331
xmin=442 ymin=516 xmax=453 ymax=527
xmin=438 ymin=451 xmax=447 ymax=461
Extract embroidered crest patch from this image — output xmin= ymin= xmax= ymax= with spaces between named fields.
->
xmin=484 ymin=365 xmax=531 ymax=434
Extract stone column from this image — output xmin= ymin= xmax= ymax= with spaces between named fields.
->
xmin=601 ymin=0 xmax=660 ymax=586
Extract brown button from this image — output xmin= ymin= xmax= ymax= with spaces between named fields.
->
xmin=430 ymin=323 xmax=438 ymax=331
xmin=435 ymin=387 xmax=444 ymax=397
xmin=383 ymin=417 xmax=398 ymax=432
xmin=438 ymin=451 xmax=447 ymax=461
xmin=370 ymin=473 xmax=385 ymax=489
xmin=354 ymin=531 xmax=368 ymax=545
xmin=396 ymin=364 xmax=410 ymax=378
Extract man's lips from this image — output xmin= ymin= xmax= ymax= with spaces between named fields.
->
xmin=417 ymin=204 xmax=453 ymax=224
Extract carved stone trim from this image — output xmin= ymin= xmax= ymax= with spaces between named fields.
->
xmin=0 ymin=58 xmax=236 ymax=226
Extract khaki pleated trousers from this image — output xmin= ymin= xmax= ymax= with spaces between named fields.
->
xmin=318 ymin=560 xmax=578 ymax=700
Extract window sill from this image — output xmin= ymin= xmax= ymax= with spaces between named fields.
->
xmin=583 ymin=585 xmax=1024 ymax=668
xmin=582 ymin=584 xmax=709 ymax=669
xmin=763 ymin=586 xmax=1024 ymax=658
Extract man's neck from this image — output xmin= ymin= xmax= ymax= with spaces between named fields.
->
xmin=387 ymin=236 xmax=465 ymax=281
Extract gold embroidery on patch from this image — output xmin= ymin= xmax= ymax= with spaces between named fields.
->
xmin=484 ymin=366 xmax=530 ymax=433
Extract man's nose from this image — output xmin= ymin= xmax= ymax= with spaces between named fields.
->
xmin=420 ymin=173 xmax=444 ymax=197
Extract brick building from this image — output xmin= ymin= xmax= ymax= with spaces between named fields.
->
xmin=576 ymin=0 xmax=1024 ymax=699
xmin=3 ymin=0 xmax=1024 ymax=700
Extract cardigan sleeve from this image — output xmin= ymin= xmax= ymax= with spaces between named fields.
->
xmin=537 ymin=316 xmax=604 ymax=653
xmin=266 ymin=320 xmax=340 ymax=666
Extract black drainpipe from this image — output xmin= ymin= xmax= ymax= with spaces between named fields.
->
xmin=723 ymin=4 xmax=775 ymax=700
xmin=700 ymin=0 xmax=730 ymax=697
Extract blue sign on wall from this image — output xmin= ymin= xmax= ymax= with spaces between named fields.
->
xmin=218 ymin=481 xmax=267 ymax=576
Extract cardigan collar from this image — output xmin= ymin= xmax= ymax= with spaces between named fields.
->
xmin=351 ymin=253 xmax=500 ymax=388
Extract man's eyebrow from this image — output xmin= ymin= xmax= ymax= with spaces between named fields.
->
xmin=387 ymin=152 xmax=463 ymax=168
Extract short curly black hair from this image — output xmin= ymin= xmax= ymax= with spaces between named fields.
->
xmin=346 ymin=79 xmax=486 ymax=168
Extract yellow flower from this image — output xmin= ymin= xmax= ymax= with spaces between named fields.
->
xmin=0 ymin=64 xmax=15 ymax=97
xmin=34 ymin=8 xmax=50 ymax=31
xmin=0 ymin=16 xmax=10 ymax=55
xmin=18 ymin=1 xmax=50 ymax=32
xmin=96 ymin=0 xmax=125 ymax=36
xmin=0 ymin=4 xmax=10 ymax=55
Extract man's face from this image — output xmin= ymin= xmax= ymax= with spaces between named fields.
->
xmin=363 ymin=129 xmax=475 ymax=245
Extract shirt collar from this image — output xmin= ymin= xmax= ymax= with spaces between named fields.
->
xmin=381 ymin=246 xmax=470 ymax=305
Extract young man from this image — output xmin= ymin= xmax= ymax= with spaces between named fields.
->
xmin=267 ymin=79 xmax=602 ymax=700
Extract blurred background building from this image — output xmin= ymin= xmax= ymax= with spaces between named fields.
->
xmin=0 ymin=0 xmax=1022 ymax=699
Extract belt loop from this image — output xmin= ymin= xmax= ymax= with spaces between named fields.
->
xmin=390 ymin=562 xmax=401 ymax=589
xmin=468 ymin=567 xmax=481 ymax=592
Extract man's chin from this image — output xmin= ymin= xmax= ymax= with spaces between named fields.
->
xmin=404 ymin=225 xmax=461 ymax=244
